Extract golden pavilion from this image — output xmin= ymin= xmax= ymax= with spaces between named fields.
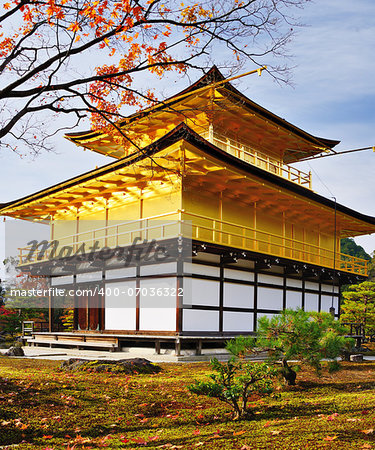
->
xmin=1 ymin=66 xmax=374 ymax=353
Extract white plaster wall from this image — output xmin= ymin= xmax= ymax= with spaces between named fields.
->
xmin=305 ymin=281 xmax=319 ymax=291
xmin=321 ymin=295 xmax=339 ymax=313
xmin=105 ymin=280 xmax=136 ymax=330
xmin=106 ymin=266 xmax=136 ymax=279
xmin=139 ymin=277 xmax=176 ymax=331
xmin=183 ymin=278 xmax=220 ymax=307
xmin=286 ymin=278 xmax=302 ymax=288
xmin=305 ymin=293 xmax=319 ymax=312
xmin=223 ymin=283 xmax=254 ymax=308
xmin=223 ymin=312 xmax=253 ymax=332
xmin=257 ymin=287 xmax=283 ymax=310
xmin=286 ymin=290 xmax=302 ymax=309
xmin=76 ymin=271 xmax=102 ymax=283
xmin=321 ymin=284 xmax=339 ymax=294
xmin=184 ymin=262 xmax=220 ymax=277
xmin=258 ymin=274 xmax=283 ymax=285
xmin=224 ymin=268 xmax=254 ymax=282
xmin=51 ymin=275 xmax=74 ymax=286
xmin=140 ymin=262 xmax=177 ymax=276
xmin=182 ymin=309 xmax=219 ymax=332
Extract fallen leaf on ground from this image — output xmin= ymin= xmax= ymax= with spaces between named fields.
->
xmin=1 ymin=421 xmax=11 ymax=426
xmin=323 ymin=436 xmax=338 ymax=441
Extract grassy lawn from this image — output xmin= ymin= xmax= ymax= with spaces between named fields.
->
xmin=0 ymin=357 xmax=375 ymax=449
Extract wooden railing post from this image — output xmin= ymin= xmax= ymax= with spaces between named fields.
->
xmin=208 ymin=123 xmax=214 ymax=142
xmin=178 ymin=209 xmax=182 ymax=238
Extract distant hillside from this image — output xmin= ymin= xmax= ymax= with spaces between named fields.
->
xmin=340 ymin=238 xmax=371 ymax=260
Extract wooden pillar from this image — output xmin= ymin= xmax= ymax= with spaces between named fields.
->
xmin=75 ymin=207 xmax=80 ymax=253
xmin=176 ymin=256 xmax=183 ymax=333
xmin=254 ymin=202 xmax=257 ymax=251
xmin=104 ymin=199 xmax=109 ymax=248
xmin=253 ymin=269 xmax=258 ymax=332
xmin=48 ymin=278 xmax=52 ymax=332
xmin=136 ymin=264 xmax=140 ymax=331
xmin=318 ymin=279 xmax=322 ymax=313
xmin=301 ymin=278 xmax=305 ymax=311
xmin=219 ymin=259 xmax=224 ymax=333
xmin=175 ymin=337 xmax=181 ymax=356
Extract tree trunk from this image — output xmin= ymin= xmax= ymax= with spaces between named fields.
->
xmin=281 ymin=358 xmax=297 ymax=385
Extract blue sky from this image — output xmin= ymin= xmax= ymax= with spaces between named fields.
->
xmin=0 ymin=0 xmax=374 ymax=260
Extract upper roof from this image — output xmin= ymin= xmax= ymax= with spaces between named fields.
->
xmin=65 ymin=66 xmax=340 ymax=163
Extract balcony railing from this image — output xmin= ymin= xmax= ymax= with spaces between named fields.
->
xmin=19 ymin=211 xmax=181 ymax=264
xmin=18 ymin=210 xmax=367 ymax=275
xmin=182 ymin=211 xmax=367 ymax=275
xmin=201 ymin=130 xmax=312 ymax=189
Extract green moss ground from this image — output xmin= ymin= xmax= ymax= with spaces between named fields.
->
xmin=0 ymin=357 xmax=375 ymax=449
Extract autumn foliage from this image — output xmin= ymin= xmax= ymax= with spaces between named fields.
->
xmin=0 ymin=0 xmax=310 ymax=154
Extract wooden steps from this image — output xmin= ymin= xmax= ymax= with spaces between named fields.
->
xmin=27 ymin=333 xmax=119 ymax=352
xmin=26 ymin=332 xmax=249 ymax=355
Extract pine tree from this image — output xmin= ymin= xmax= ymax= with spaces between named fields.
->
xmin=341 ymin=281 xmax=375 ymax=337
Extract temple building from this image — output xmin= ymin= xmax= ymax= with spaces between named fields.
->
xmin=1 ymin=66 xmax=375 ymax=354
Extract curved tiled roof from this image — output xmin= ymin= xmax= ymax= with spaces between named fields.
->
xmin=65 ymin=66 xmax=340 ymax=159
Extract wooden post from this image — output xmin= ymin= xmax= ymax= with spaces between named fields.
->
xmin=175 ymin=337 xmax=181 ymax=356
xmin=196 ymin=340 xmax=202 ymax=356
xmin=48 ymin=282 xmax=52 ymax=332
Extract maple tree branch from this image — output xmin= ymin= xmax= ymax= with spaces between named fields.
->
xmin=0 ymin=21 xmax=47 ymax=74
xmin=1 ymin=13 xmax=136 ymax=97
xmin=0 ymin=0 xmax=32 ymax=23
xmin=0 ymin=0 xmax=311 ymax=154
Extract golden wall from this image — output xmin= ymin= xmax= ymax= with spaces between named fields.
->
xmin=48 ymin=166 xmax=337 ymax=269
xmin=181 ymin=183 xmax=337 ymax=267
xmin=50 ymin=188 xmax=182 ymax=255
